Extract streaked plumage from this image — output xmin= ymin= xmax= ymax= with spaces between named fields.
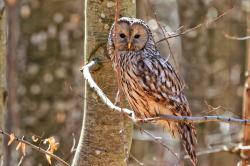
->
xmin=108 ymin=17 xmax=197 ymax=165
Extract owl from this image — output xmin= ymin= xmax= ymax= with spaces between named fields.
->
xmin=108 ymin=17 xmax=197 ymax=165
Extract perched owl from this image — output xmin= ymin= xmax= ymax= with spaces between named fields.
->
xmin=108 ymin=17 xmax=197 ymax=165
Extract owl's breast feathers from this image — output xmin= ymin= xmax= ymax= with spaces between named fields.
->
xmin=118 ymin=51 xmax=187 ymax=115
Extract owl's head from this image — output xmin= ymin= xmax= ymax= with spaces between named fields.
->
xmin=109 ymin=17 xmax=153 ymax=52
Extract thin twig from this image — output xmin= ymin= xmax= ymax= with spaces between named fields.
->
xmin=148 ymin=1 xmax=177 ymax=69
xmin=156 ymin=6 xmax=234 ymax=43
xmin=134 ymin=123 xmax=179 ymax=161
xmin=70 ymin=133 xmax=76 ymax=153
xmin=224 ymin=33 xmax=250 ymax=40
xmin=0 ymin=129 xmax=69 ymax=166
xmin=184 ymin=143 xmax=250 ymax=159
xmin=129 ymin=153 xmax=144 ymax=166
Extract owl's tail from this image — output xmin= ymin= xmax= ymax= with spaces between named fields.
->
xmin=173 ymin=103 xmax=197 ymax=166
xmin=177 ymin=122 xmax=197 ymax=166
xmin=158 ymin=110 xmax=197 ymax=165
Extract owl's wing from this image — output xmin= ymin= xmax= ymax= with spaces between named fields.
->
xmin=135 ymin=55 xmax=185 ymax=104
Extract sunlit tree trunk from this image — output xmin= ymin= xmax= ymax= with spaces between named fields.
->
xmin=242 ymin=9 xmax=250 ymax=166
xmin=71 ymin=0 xmax=135 ymax=165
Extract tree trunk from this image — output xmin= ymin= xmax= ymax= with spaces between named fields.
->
xmin=71 ymin=1 xmax=135 ymax=166
xmin=0 ymin=0 xmax=6 ymax=163
xmin=242 ymin=10 xmax=250 ymax=166
xmin=3 ymin=0 xmax=20 ymax=165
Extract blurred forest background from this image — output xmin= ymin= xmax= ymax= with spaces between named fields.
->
xmin=0 ymin=0 xmax=249 ymax=165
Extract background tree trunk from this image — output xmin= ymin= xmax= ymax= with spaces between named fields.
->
xmin=3 ymin=0 xmax=20 ymax=165
xmin=0 ymin=0 xmax=6 ymax=163
xmin=72 ymin=0 xmax=135 ymax=166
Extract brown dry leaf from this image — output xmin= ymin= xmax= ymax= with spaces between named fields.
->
xmin=44 ymin=137 xmax=59 ymax=164
xmin=21 ymin=143 xmax=26 ymax=156
xmin=46 ymin=154 xmax=52 ymax=165
xmin=16 ymin=142 xmax=26 ymax=156
xmin=8 ymin=133 xmax=15 ymax=146
xmin=44 ymin=137 xmax=59 ymax=152
xmin=32 ymin=135 xmax=39 ymax=142
xmin=48 ymin=137 xmax=59 ymax=153
xmin=16 ymin=142 xmax=21 ymax=151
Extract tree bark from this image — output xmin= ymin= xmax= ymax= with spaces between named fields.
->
xmin=3 ymin=0 xmax=20 ymax=165
xmin=71 ymin=1 xmax=135 ymax=166
xmin=242 ymin=10 xmax=250 ymax=166
xmin=0 ymin=0 xmax=6 ymax=163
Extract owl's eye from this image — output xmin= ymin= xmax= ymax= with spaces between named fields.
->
xmin=119 ymin=33 xmax=126 ymax=38
xmin=134 ymin=34 xmax=140 ymax=39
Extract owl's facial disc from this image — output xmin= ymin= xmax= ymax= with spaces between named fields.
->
xmin=113 ymin=22 xmax=148 ymax=51
xmin=130 ymin=23 xmax=148 ymax=51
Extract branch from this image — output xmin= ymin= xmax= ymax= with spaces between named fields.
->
xmin=138 ymin=115 xmax=250 ymax=125
xmin=156 ymin=6 xmax=234 ymax=43
xmin=224 ymin=33 xmax=250 ymax=40
xmin=185 ymin=143 xmax=250 ymax=159
xmin=0 ymin=129 xmax=70 ymax=166
xmin=133 ymin=123 xmax=179 ymax=161
xmin=81 ymin=60 xmax=250 ymax=125
xmin=80 ymin=61 xmax=136 ymax=121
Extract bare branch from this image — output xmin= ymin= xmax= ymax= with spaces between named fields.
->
xmin=138 ymin=115 xmax=250 ymax=125
xmin=156 ymin=6 xmax=234 ymax=43
xmin=224 ymin=33 xmax=250 ymax=40
xmin=80 ymin=61 xmax=136 ymax=120
xmin=185 ymin=143 xmax=250 ymax=159
xmin=134 ymin=123 xmax=179 ymax=161
xmin=0 ymin=129 xmax=69 ymax=166
xmin=129 ymin=153 xmax=144 ymax=166
xmin=81 ymin=61 xmax=250 ymax=126
xmin=147 ymin=1 xmax=177 ymax=67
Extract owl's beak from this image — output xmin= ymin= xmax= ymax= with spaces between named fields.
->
xmin=128 ymin=42 xmax=131 ymax=50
